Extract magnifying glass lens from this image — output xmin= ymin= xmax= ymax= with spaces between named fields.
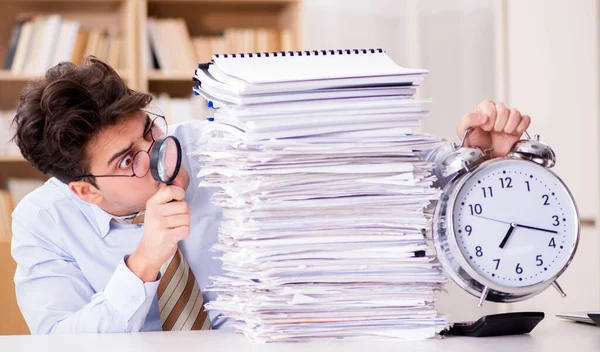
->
xmin=158 ymin=138 xmax=179 ymax=182
xmin=150 ymin=136 xmax=182 ymax=185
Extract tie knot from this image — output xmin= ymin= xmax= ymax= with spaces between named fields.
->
xmin=113 ymin=211 xmax=145 ymax=225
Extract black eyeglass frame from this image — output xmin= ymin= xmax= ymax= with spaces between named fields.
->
xmin=74 ymin=111 xmax=168 ymax=181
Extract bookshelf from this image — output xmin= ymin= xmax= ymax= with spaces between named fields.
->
xmin=0 ymin=0 xmax=139 ymax=199
xmin=0 ymin=241 xmax=30 ymax=335
xmin=0 ymin=0 xmax=303 ymax=335
xmin=139 ymin=0 xmax=302 ymax=96
xmin=0 ymin=0 xmax=138 ymax=90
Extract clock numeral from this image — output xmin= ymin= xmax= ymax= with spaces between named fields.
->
xmin=465 ymin=225 xmax=473 ymax=236
xmin=525 ymin=180 xmax=531 ymax=192
xmin=499 ymin=176 xmax=513 ymax=189
xmin=481 ymin=186 xmax=494 ymax=198
xmin=475 ymin=246 xmax=483 ymax=257
xmin=542 ymin=194 xmax=550 ymax=206
xmin=552 ymin=215 xmax=560 ymax=226
xmin=516 ymin=263 xmax=523 ymax=274
xmin=493 ymin=258 xmax=500 ymax=270
xmin=469 ymin=204 xmax=483 ymax=215
xmin=536 ymin=255 xmax=544 ymax=266
xmin=549 ymin=237 xmax=556 ymax=248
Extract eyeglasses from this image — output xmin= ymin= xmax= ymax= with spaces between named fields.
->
xmin=75 ymin=111 xmax=168 ymax=181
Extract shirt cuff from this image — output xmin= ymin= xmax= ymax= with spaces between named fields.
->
xmin=104 ymin=256 xmax=160 ymax=322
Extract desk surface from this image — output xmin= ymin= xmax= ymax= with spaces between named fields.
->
xmin=0 ymin=317 xmax=597 ymax=352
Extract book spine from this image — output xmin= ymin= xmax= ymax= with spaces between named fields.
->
xmin=4 ymin=20 xmax=24 ymax=70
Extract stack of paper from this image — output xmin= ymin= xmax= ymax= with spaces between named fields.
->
xmin=192 ymin=49 xmax=448 ymax=342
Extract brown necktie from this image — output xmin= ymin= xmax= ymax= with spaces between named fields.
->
xmin=113 ymin=212 xmax=212 ymax=331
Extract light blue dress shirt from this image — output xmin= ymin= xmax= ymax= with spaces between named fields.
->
xmin=11 ymin=120 xmax=226 ymax=334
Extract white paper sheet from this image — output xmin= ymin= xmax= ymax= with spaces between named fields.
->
xmin=193 ymin=49 xmax=448 ymax=342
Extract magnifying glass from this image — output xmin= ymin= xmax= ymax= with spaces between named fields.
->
xmin=149 ymin=135 xmax=182 ymax=185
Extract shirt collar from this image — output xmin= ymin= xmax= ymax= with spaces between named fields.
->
xmin=91 ymin=205 xmax=114 ymax=238
xmin=53 ymin=178 xmax=145 ymax=239
xmin=53 ymin=178 xmax=115 ymax=239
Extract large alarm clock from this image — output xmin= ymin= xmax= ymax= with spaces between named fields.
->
xmin=427 ymin=128 xmax=580 ymax=305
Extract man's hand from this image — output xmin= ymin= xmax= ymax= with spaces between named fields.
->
xmin=126 ymin=186 xmax=190 ymax=282
xmin=456 ymin=100 xmax=531 ymax=158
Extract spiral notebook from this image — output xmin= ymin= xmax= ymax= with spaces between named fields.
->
xmin=194 ymin=49 xmax=428 ymax=96
xmin=192 ymin=47 xmax=447 ymax=342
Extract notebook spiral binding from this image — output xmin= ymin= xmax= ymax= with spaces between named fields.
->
xmin=214 ymin=48 xmax=385 ymax=59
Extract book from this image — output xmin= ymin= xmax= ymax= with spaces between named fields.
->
xmin=70 ymin=29 xmax=89 ymax=64
xmin=84 ymin=28 xmax=102 ymax=60
xmin=174 ymin=18 xmax=197 ymax=71
xmin=147 ymin=19 xmax=284 ymax=74
xmin=147 ymin=18 xmax=171 ymax=71
xmin=4 ymin=19 xmax=25 ymax=70
xmin=52 ymin=20 xmax=80 ymax=65
xmin=6 ymin=15 xmax=123 ymax=72
xmin=10 ymin=20 xmax=35 ymax=73
xmin=27 ymin=15 xmax=63 ymax=74
xmin=107 ymin=35 xmax=122 ymax=69
xmin=192 ymin=36 xmax=213 ymax=63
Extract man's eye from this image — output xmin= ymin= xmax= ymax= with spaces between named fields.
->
xmin=119 ymin=154 xmax=133 ymax=169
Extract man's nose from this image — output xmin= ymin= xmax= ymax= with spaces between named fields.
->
xmin=171 ymin=177 xmax=184 ymax=188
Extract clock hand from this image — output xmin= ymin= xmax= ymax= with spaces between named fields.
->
xmin=514 ymin=223 xmax=558 ymax=234
xmin=499 ymin=223 xmax=517 ymax=249
xmin=471 ymin=214 xmax=512 ymax=225
xmin=472 ymin=214 xmax=559 ymax=234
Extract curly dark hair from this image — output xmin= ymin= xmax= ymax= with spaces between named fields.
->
xmin=12 ymin=57 xmax=152 ymax=186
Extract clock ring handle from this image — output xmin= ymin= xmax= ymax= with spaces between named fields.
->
xmin=458 ymin=125 xmax=534 ymax=149
xmin=455 ymin=127 xmax=494 ymax=157
xmin=455 ymin=127 xmax=475 ymax=149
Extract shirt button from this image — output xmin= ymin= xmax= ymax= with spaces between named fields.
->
xmin=132 ymin=296 xmax=140 ymax=303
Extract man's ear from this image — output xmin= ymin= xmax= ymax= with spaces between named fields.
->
xmin=69 ymin=180 xmax=104 ymax=204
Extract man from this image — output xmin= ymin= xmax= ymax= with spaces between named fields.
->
xmin=10 ymin=57 xmax=530 ymax=334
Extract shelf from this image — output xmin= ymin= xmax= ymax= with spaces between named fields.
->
xmin=0 ymin=71 xmax=43 ymax=82
xmin=147 ymin=0 xmax=298 ymax=3
xmin=0 ymin=70 xmax=131 ymax=82
xmin=3 ymin=0 xmax=124 ymax=3
xmin=0 ymin=155 xmax=26 ymax=163
xmin=147 ymin=70 xmax=195 ymax=82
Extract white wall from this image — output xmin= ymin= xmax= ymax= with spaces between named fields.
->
xmin=505 ymin=0 xmax=599 ymax=222
xmin=502 ymin=0 xmax=600 ymax=314
xmin=303 ymin=0 xmax=496 ymax=141
xmin=302 ymin=0 xmax=600 ymax=321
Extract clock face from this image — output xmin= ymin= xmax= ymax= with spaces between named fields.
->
xmin=452 ymin=159 xmax=578 ymax=288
